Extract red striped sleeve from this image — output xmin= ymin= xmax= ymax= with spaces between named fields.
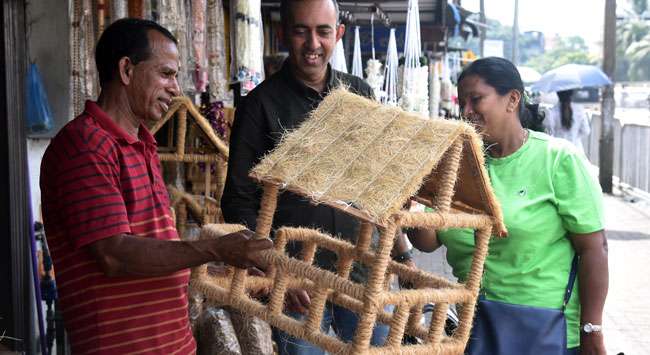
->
xmin=41 ymin=102 xmax=195 ymax=355
xmin=54 ymin=150 xmax=131 ymax=249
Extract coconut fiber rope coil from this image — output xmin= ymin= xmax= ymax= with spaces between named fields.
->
xmin=432 ymin=138 xmax=463 ymax=212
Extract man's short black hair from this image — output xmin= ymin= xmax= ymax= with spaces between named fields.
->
xmin=280 ymin=0 xmax=340 ymax=30
xmin=95 ymin=18 xmax=177 ymax=87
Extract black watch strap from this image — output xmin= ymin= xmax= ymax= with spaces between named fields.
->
xmin=392 ymin=249 xmax=414 ymax=263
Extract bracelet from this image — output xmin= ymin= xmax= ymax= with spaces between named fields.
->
xmin=392 ymin=249 xmax=414 ymax=263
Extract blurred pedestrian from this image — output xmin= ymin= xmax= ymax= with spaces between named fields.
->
xmin=544 ymin=89 xmax=591 ymax=155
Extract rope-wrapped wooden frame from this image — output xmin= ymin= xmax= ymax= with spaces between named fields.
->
xmin=152 ymin=97 xmax=230 ymax=234
xmin=190 ymin=89 xmax=503 ymax=354
xmin=191 ymin=141 xmax=496 ymax=355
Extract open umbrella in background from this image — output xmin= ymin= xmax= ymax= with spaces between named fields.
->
xmin=517 ymin=66 xmax=542 ymax=85
xmin=532 ymin=64 xmax=612 ymax=92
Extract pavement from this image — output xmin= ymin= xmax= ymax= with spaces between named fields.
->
xmin=413 ymin=189 xmax=650 ymax=355
xmin=601 ymin=191 xmax=650 ymax=355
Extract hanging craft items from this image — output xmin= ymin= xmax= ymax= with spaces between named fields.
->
xmin=330 ymin=39 xmax=348 ymax=73
xmin=351 ymin=26 xmax=363 ymax=79
xmin=143 ymin=0 xmax=153 ymax=19
xmin=110 ymin=0 xmax=127 ymax=23
xmin=206 ymin=0 xmax=231 ymax=101
xmin=192 ymin=0 xmax=208 ymax=93
xmin=232 ymin=0 xmax=264 ymax=96
xmin=97 ymin=0 xmax=106 ymax=34
xmin=440 ymin=55 xmax=454 ymax=117
xmin=70 ymin=0 xmax=99 ymax=116
xmin=199 ymin=92 xmax=228 ymax=140
xmin=381 ymin=28 xmax=398 ymax=106
xmin=365 ymin=14 xmax=384 ymax=101
xmin=400 ymin=0 xmax=429 ymax=117
xmin=429 ymin=59 xmax=441 ymax=118
xmin=365 ymin=59 xmax=383 ymax=101
xmin=128 ymin=0 xmax=145 ymax=18
xmin=157 ymin=0 xmax=192 ymax=94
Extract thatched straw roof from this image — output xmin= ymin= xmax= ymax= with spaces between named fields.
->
xmin=250 ymin=89 xmax=504 ymax=234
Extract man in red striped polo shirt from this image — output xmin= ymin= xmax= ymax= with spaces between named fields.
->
xmin=40 ymin=18 xmax=272 ymax=354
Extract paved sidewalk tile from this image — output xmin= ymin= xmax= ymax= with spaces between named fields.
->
xmin=602 ymin=193 xmax=650 ymax=355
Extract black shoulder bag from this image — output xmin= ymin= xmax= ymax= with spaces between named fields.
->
xmin=466 ymin=255 xmax=579 ymax=355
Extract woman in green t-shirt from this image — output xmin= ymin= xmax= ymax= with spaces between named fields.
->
xmin=407 ymin=57 xmax=608 ymax=354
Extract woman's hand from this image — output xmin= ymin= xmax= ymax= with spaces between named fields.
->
xmin=405 ymin=228 xmax=440 ymax=252
xmin=285 ymin=288 xmax=311 ymax=315
xmin=571 ymin=230 xmax=608 ymax=355
xmin=580 ymin=333 xmax=606 ymax=355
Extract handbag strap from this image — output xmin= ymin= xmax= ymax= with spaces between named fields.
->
xmin=562 ymin=254 xmax=579 ymax=311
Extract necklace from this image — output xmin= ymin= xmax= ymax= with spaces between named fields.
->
xmin=487 ymin=128 xmax=529 ymax=158
xmin=522 ymin=128 xmax=529 ymax=146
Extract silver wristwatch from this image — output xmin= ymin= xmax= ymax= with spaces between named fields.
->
xmin=582 ymin=323 xmax=603 ymax=333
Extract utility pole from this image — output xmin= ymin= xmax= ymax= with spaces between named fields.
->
xmin=479 ymin=0 xmax=480 ymax=58
xmin=600 ymin=0 xmax=616 ymax=193
xmin=512 ymin=0 xmax=519 ymax=64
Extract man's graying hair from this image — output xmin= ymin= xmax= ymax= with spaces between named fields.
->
xmin=280 ymin=0 xmax=340 ymax=29
xmin=95 ymin=18 xmax=177 ymax=87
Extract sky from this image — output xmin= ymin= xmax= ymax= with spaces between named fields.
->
xmin=462 ymin=0 xmax=608 ymax=53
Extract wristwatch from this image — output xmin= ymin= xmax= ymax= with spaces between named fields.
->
xmin=582 ymin=323 xmax=603 ymax=333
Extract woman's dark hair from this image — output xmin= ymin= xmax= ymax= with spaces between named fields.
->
xmin=557 ymin=90 xmax=574 ymax=129
xmin=458 ymin=57 xmax=545 ymax=132
xmin=95 ymin=18 xmax=177 ymax=87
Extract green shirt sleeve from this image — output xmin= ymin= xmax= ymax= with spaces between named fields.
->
xmin=552 ymin=146 xmax=604 ymax=234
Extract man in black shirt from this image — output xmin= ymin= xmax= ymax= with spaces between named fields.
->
xmin=222 ymin=0 xmax=411 ymax=353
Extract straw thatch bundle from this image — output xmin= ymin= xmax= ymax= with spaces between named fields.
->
xmin=251 ymin=88 xmax=504 ymax=234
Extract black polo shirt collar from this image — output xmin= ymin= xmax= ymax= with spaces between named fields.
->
xmin=279 ymin=60 xmax=340 ymax=98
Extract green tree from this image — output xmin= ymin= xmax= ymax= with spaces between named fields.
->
xmin=465 ymin=18 xmax=519 ymax=60
xmin=616 ymin=0 xmax=650 ymax=81
xmin=524 ymin=36 xmax=596 ymax=73
xmin=632 ymin=0 xmax=648 ymax=15
xmin=465 ymin=18 xmax=586 ymax=69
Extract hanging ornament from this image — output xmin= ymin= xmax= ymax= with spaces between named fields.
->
xmin=192 ymin=0 xmax=208 ymax=93
xmin=128 ymin=0 xmax=145 ymax=18
xmin=440 ymin=54 xmax=454 ymax=114
xmin=143 ymin=0 xmax=153 ymax=20
xmin=351 ymin=26 xmax=363 ymax=78
xmin=70 ymin=0 xmax=99 ymax=116
xmin=232 ymin=0 xmax=264 ymax=96
xmin=365 ymin=59 xmax=384 ymax=101
xmin=371 ymin=13 xmax=376 ymax=60
xmin=97 ymin=0 xmax=106 ymax=34
xmin=429 ymin=60 xmax=441 ymax=118
xmin=110 ymin=0 xmax=127 ymax=24
xmin=365 ymin=14 xmax=384 ymax=101
xmin=382 ymin=28 xmax=398 ymax=106
xmin=206 ymin=0 xmax=231 ymax=101
xmin=199 ymin=92 xmax=227 ymax=140
xmin=400 ymin=0 xmax=429 ymax=116
xmin=157 ymin=0 xmax=192 ymax=94
xmin=330 ymin=39 xmax=348 ymax=73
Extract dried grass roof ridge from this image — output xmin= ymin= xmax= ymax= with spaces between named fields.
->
xmin=250 ymin=88 xmax=504 ymax=233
